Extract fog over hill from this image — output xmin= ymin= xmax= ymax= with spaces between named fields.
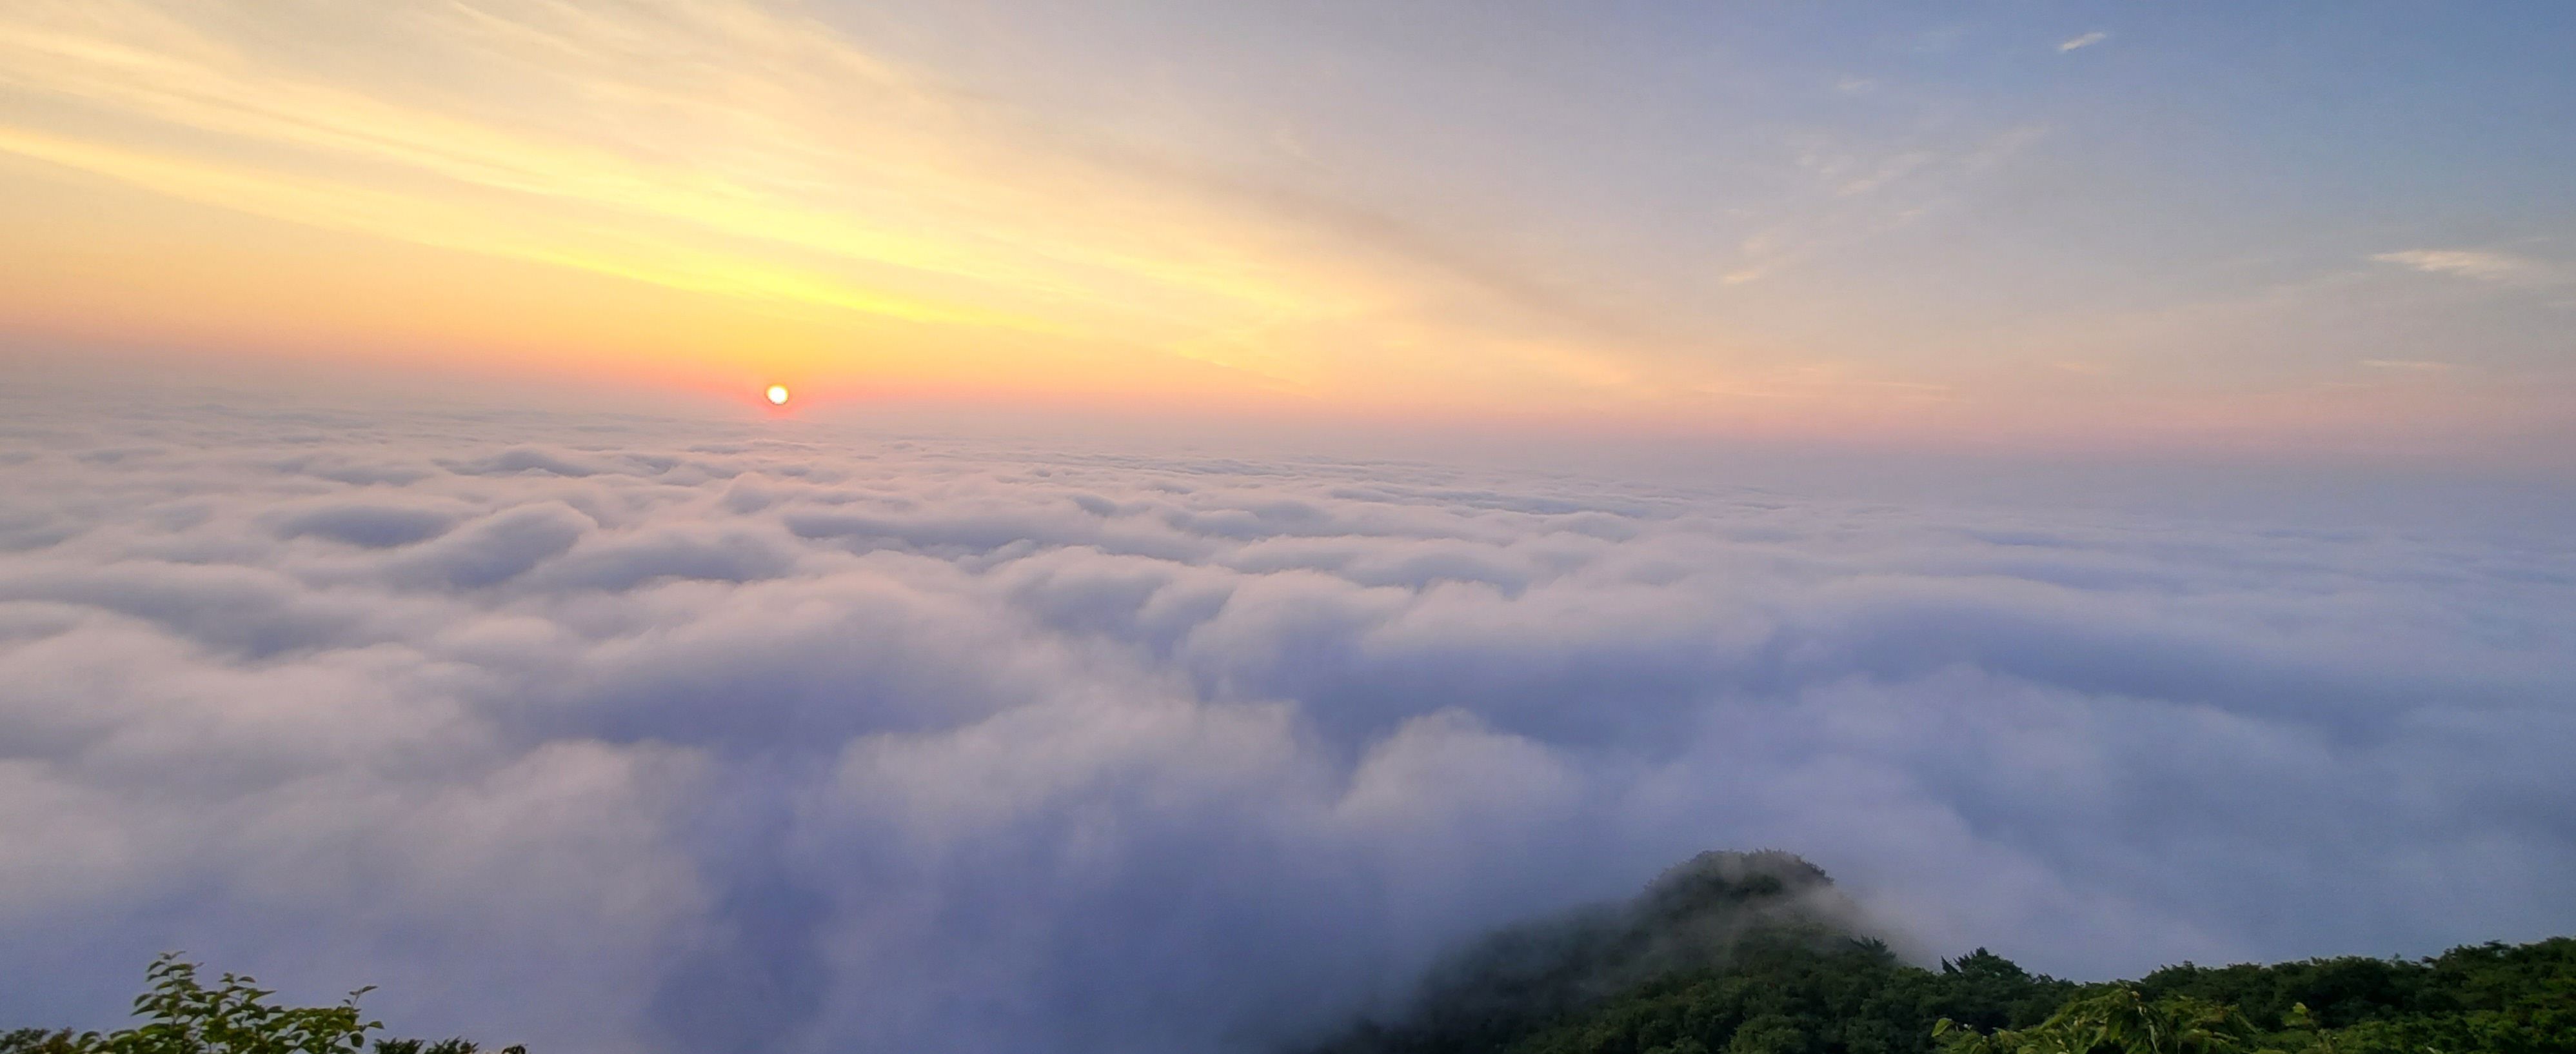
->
xmin=1 ymin=383 xmax=2571 ymax=1053
xmin=1311 ymin=850 xmax=1876 ymax=1053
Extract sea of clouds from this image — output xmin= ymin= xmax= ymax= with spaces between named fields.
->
xmin=1 ymin=383 xmax=2571 ymax=1054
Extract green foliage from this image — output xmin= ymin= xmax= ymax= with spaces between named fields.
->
xmin=1934 ymin=989 xmax=2259 ymax=1054
xmin=1304 ymin=936 xmax=2575 ymax=1054
xmin=1335 ymin=852 xmax=1874 ymax=1054
xmin=12 ymin=930 xmax=2570 ymax=1054
xmin=2134 ymin=938 xmax=2576 ymax=1054
xmin=1 ymin=1029 xmax=90 ymax=1054
xmin=2 ymin=956 xmax=523 ymax=1054
xmin=1308 ymin=928 xmax=2080 ymax=1054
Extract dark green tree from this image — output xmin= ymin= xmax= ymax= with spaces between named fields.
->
xmin=1 ymin=956 xmax=523 ymax=1054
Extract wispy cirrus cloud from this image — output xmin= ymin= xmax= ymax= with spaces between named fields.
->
xmin=2372 ymin=248 xmax=2574 ymax=288
xmin=2058 ymin=32 xmax=2109 ymax=54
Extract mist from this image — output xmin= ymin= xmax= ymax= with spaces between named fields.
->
xmin=2 ymin=378 xmax=2571 ymax=1053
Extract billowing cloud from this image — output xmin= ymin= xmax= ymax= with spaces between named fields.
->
xmin=1 ymin=390 xmax=2572 ymax=1054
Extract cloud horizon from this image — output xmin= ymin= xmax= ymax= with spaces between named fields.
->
xmin=2 ymin=381 xmax=2570 ymax=1053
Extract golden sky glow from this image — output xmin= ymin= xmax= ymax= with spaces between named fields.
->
xmin=0 ymin=0 xmax=1597 ymax=413
xmin=2 ymin=1 xmax=2568 ymax=456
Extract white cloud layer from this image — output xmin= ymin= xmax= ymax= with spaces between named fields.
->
xmin=1 ymin=389 xmax=2572 ymax=1053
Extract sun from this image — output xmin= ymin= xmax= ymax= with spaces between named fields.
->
xmin=766 ymin=384 xmax=789 ymax=406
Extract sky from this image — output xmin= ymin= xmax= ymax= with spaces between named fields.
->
xmin=3 ymin=5 xmax=2576 ymax=1054
xmin=3 ymin=0 xmax=2572 ymax=462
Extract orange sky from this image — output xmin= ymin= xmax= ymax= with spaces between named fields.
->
xmin=3 ymin=1 xmax=2568 ymax=463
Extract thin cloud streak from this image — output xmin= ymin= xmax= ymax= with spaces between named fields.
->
xmin=2372 ymin=249 xmax=2574 ymax=288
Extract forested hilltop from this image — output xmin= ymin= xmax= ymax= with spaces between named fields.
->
xmin=1300 ymin=851 xmax=2573 ymax=1054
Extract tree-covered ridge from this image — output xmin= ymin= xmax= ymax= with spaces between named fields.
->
xmin=1931 ymin=939 xmax=2576 ymax=1054
xmin=1303 ymin=852 xmax=2573 ymax=1054
xmin=1312 ymin=930 xmax=2077 ymax=1054
xmin=11 ymin=852 xmax=2568 ymax=1054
